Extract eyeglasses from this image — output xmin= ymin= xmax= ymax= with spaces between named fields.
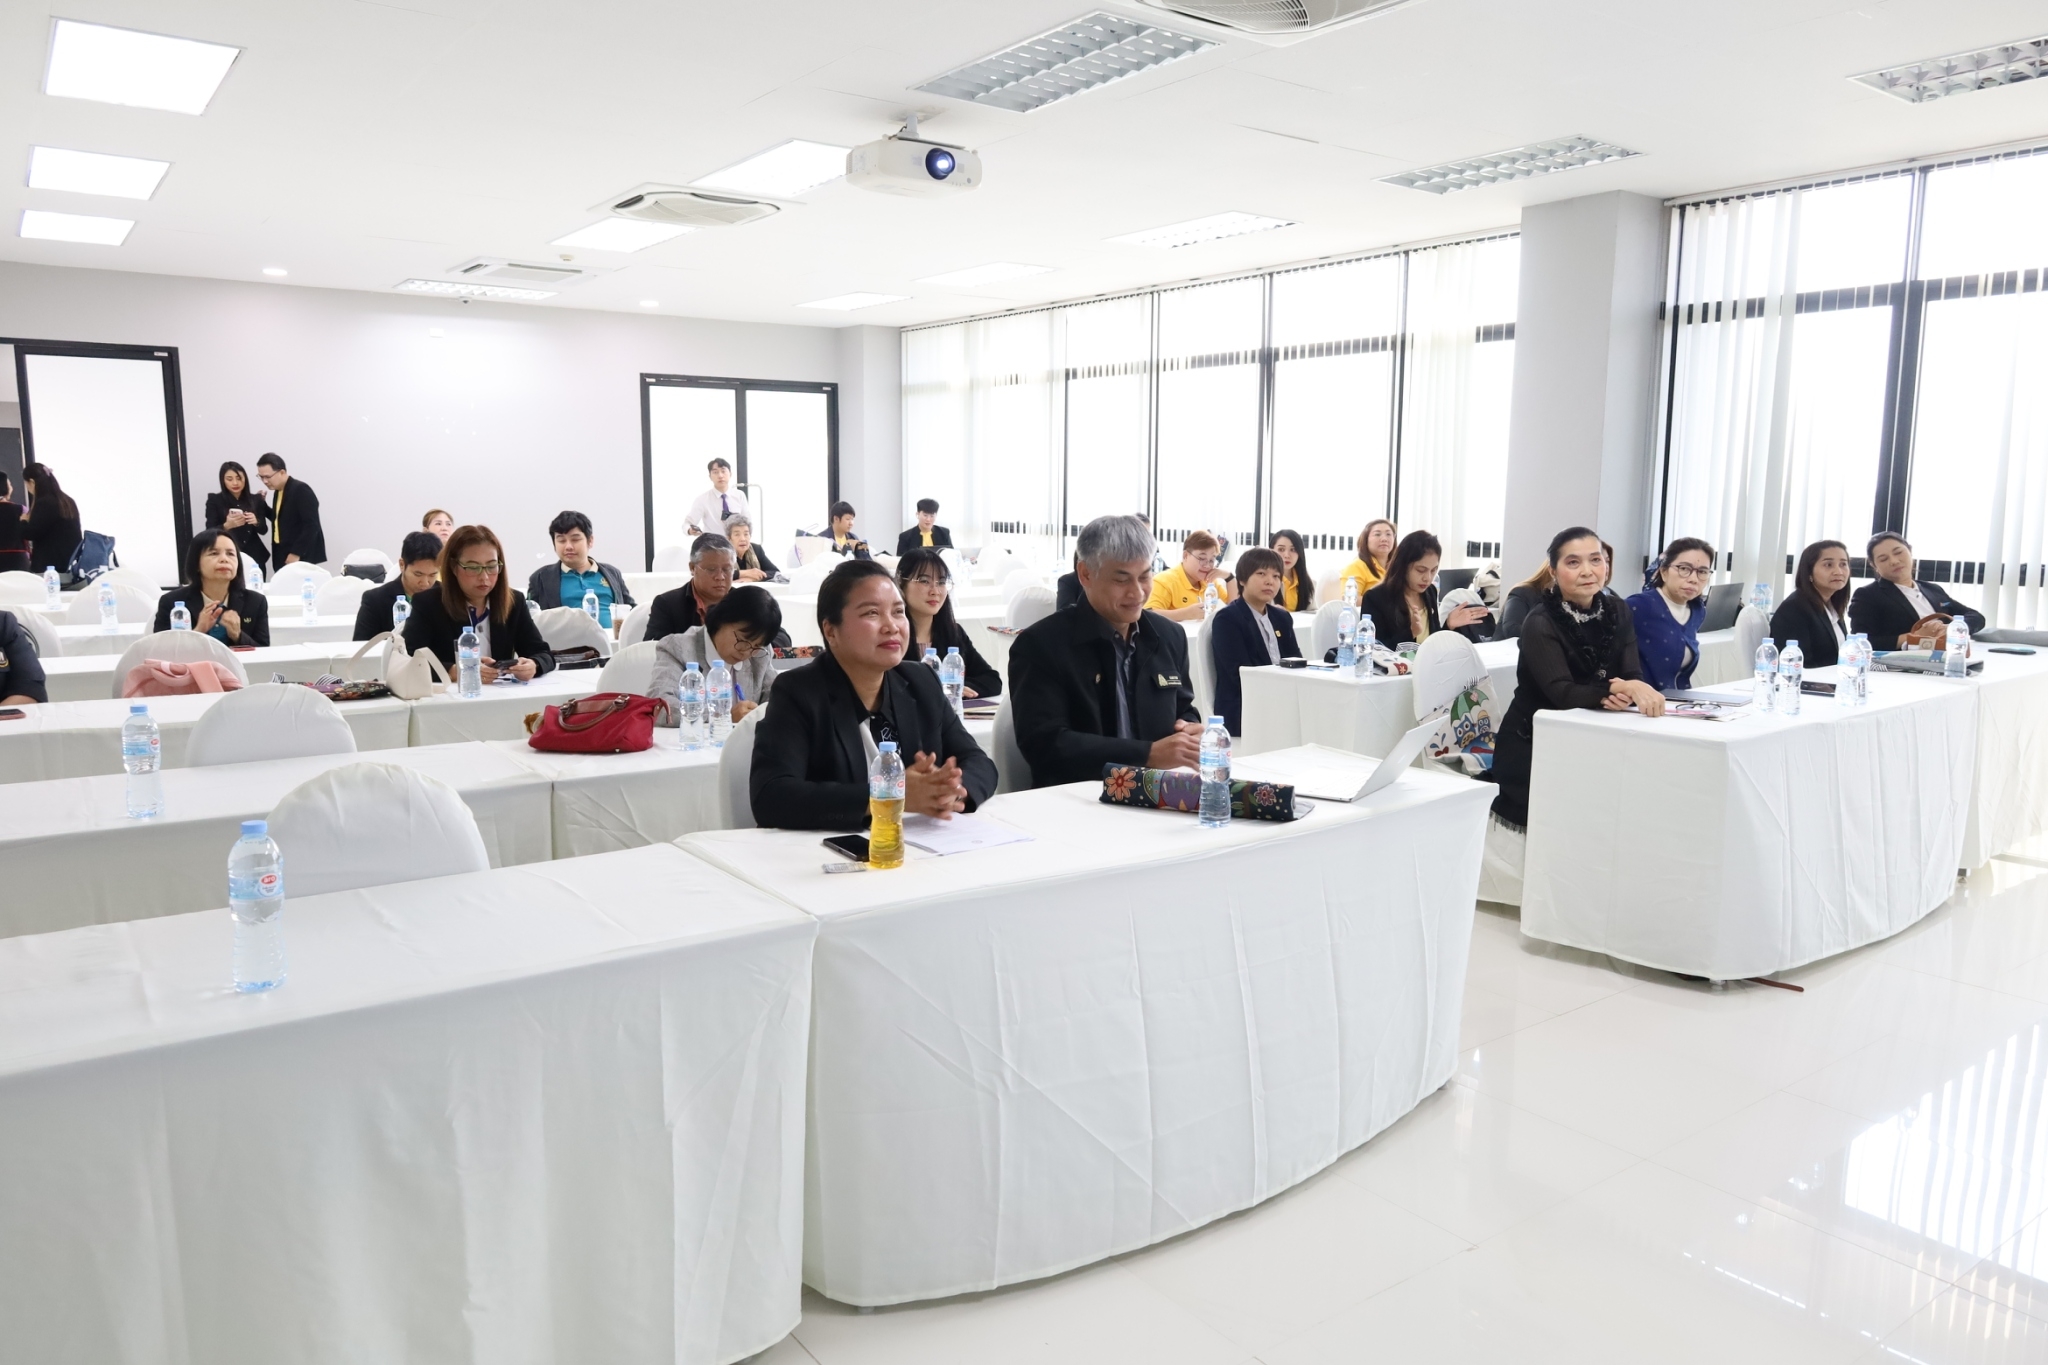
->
xmin=908 ymin=574 xmax=948 ymax=588
xmin=1666 ymin=563 xmax=1710 ymax=580
xmin=455 ymin=560 xmax=502 ymax=574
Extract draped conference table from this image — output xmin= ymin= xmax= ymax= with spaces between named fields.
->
xmin=39 ymin=641 xmax=365 ymax=702
xmin=0 ymin=844 xmax=816 ymax=1365
xmin=0 ymin=692 xmax=412 ymax=782
xmin=681 ymin=760 xmax=1493 ymax=1306
xmin=1520 ymin=669 xmax=1977 ymax=980
xmin=1238 ymin=640 xmax=1520 ymax=758
xmin=52 ymin=615 xmax=361 ymax=656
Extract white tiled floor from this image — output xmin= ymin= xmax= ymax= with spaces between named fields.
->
xmin=755 ymin=856 xmax=2048 ymax=1365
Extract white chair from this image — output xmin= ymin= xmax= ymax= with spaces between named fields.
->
xmin=1006 ymin=585 xmax=1056 ymax=631
xmin=1310 ymin=600 xmax=1345 ymax=660
xmin=716 ymin=705 xmax=766 ymax=829
xmin=617 ymin=604 xmax=651 ymax=647
xmin=1411 ymin=631 xmax=1488 ymax=720
xmin=240 ymin=553 xmax=264 ymax=588
xmin=267 ymin=561 xmax=330 ymax=597
xmin=534 ymin=606 xmax=613 ymax=660
xmin=1191 ymin=613 xmax=1217 ymax=721
xmin=109 ymin=630 xmax=249 ymax=698
xmin=95 ymin=566 xmax=159 ymax=596
xmin=0 ymin=571 xmax=49 ymax=605
xmin=313 ymin=575 xmax=371 ymax=616
xmin=187 ymin=684 xmax=356 ymax=766
xmin=991 ymin=695 xmax=1030 ymax=794
xmin=267 ymin=763 xmax=488 ymax=897
xmin=597 ymin=639 xmax=661 ymax=695
xmin=10 ymin=606 xmax=62 ymax=660
xmin=1316 ymin=569 xmax=1346 ymax=607
xmin=64 ymin=582 xmax=156 ymax=625
xmin=652 ymin=544 xmax=691 ymax=572
xmin=341 ymin=547 xmax=395 ymax=574
xmin=791 ymin=535 xmax=835 ymax=567
xmin=1001 ymin=568 xmax=1042 ymax=604
xmin=1733 ymin=603 xmax=1769 ymax=669
xmin=939 ymin=547 xmax=968 ymax=583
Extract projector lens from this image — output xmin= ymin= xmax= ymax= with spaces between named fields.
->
xmin=924 ymin=148 xmax=956 ymax=180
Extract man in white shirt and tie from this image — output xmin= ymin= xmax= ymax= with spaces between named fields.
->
xmin=685 ymin=458 xmax=750 ymax=535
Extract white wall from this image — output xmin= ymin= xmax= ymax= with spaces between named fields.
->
xmin=0 ymin=261 xmax=896 ymax=576
xmin=835 ymin=324 xmax=902 ymax=546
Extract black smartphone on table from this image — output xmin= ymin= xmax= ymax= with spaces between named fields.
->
xmin=823 ymin=834 xmax=871 ymax=862
xmin=1799 ymin=680 xmax=1836 ymax=697
xmin=0 ymin=707 xmax=25 ymax=721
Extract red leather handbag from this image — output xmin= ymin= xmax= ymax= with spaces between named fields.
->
xmin=525 ymin=692 xmax=672 ymax=753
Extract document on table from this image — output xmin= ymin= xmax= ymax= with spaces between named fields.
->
xmin=1234 ymin=744 xmax=1391 ymax=802
xmin=901 ymin=812 xmax=1033 ymax=856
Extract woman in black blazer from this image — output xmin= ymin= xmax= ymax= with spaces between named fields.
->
xmin=21 ymin=463 xmax=82 ymax=578
xmin=896 ymin=548 xmax=1001 ymax=697
xmin=203 ymin=461 xmax=271 ymax=576
xmin=401 ymin=523 xmax=555 ymax=678
xmin=1361 ymin=530 xmax=1492 ymax=648
xmin=1211 ymin=548 xmax=1302 ymax=735
xmin=154 ymin=529 xmax=271 ymax=646
xmin=1769 ymin=539 xmax=1852 ymax=668
xmin=751 ymin=560 xmax=997 ymax=831
xmin=1849 ymin=532 xmax=1986 ymax=651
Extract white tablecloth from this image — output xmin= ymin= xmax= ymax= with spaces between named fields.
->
xmin=39 ymin=642 xmax=363 ymax=702
xmin=1521 ymin=672 xmax=1977 ymax=979
xmin=1694 ymin=627 xmax=1746 ymax=686
xmin=681 ymin=761 xmax=1492 ymax=1306
xmin=0 ymin=844 xmax=815 ymax=1365
xmin=0 ymin=743 xmax=554 ymax=937
xmin=1238 ymin=640 xmax=1520 ymax=757
xmin=501 ymin=732 xmax=725 ymax=858
xmin=52 ymin=615 xmax=360 ymax=656
xmin=408 ymin=667 xmax=602 ymax=746
xmin=0 ymin=691 xmax=411 ymax=783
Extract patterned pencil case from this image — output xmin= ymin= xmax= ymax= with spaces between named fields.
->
xmin=1099 ymin=764 xmax=1300 ymax=822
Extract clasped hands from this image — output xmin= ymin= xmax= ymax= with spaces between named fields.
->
xmin=904 ymin=750 xmax=968 ymax=818
xmin=1604 ymin=678 xmax=1665 ymax=717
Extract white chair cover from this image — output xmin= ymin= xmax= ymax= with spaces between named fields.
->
xmin=267 ymin=561 xmax=330 ymax=596
xmin=185 ymin=683 xmax=356 ymax=766
xmin=0 ymin=573 xmax=48 ymax=605
xmin=9 ymin=606 xmax=62 ymax=660
xmin=109 ymin=630 xmax=249 ymax=698
xmin=64 ymin=583 xmax=156 ymax=625
xmin=938 ymin=547 xmax=967 ymax=582
xmin=991 ymin=695 xmax=1030 ymax=794
xmin=791 ymin=536 xmax=835 ymax=567
xmin=717 ymin=705 xmax=766 ymax=829
xmin=1310 ymin=600 xmax=1345 ymax=659
xmin=1000 ymin=568 xmax=1042 ymax=604
xmin=1316 ymin=569 xmax=1346 ymax=608
xmin=597 ymin=639 xmax=661 ymax=695
xmin=1411 ymin=630 xmax=1487 ymax=720
xmin=313 ymin=576 xmax=372 ymax=615
xmin=617 ymin=604 xmax=651 ymax=647
xmin=534 ymin=606 xmax=613 ymax=659
xmin=1477 ymin=819 xmax=1525 ymax=906
xmin=1733 ymin=603 xmax=1769 ymax=670
xmin=341 ymin=547 xmax=395 ymax=572
xmin=267 ymin=762 xmax=488 ymax=897
xmin=95 ymin=567 xmax=159 ymax=595
xmin=1005 ymin=585 xmax=1057 ymax=631
xmin=651 ymin=544 xmax=691 ymax=572
xmin=1192 ymin=613 xmax=1217 ymax=721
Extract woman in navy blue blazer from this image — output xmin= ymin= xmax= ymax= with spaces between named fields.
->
xmin=1624 ymin=536 xmax=1715 ymax=692
xmin=1211 ymin=547 xmax=1302 ymax=735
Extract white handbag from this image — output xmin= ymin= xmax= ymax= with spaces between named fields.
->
xmin=346 ymin=631 xmax=450 ymax=701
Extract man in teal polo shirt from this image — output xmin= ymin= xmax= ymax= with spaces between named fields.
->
xmin=525 ymin=510 xmax=636 ymax=628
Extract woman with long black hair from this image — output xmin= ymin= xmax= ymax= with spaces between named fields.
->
xmin=1269 ymin=528 xmax=1314 ymax=613
xmin=895 ymin=547 xmax=1000 ymax=697
xmin=21 ymin=462 xmax=81 ymax=578
xmin=204 ymin=460 xmax=270 ymax=576
xmin=1770 ymin=540 xmax=1853 ymax=669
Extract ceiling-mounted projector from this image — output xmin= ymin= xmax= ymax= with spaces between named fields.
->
xmin=607 ymin=187 xmax=779 ymax=228
xmin=847 ymin=135 xmax=981 ymax=198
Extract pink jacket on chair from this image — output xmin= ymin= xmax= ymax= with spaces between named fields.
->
xmin=121 ymin=659 xmax=246 ymax=698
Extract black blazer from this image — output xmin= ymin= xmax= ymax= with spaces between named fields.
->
xmin=749 ymin=649 xmax=998 ymax=831
xmin=1494 ymin=584 xmax=1541 ymax=641
xmin=268 ymin=476 xmax=326 ymax=565
xmin=911 ymin=615 xmax=1002 ymax=698
xmin=646 ymin=585 xmax=710 ymax=642
xmin=1210 ymin=597 xmax=1302 ymax=736
xmin=895 ymin=525 xmax=954 ymax=556
xmin=0 ymin=500 xmax=31 ymax=574
xmin=1055 ymin=571 xmax=1082 ymax=612
xmin=24 ymin=497 xmax=81 ymax=576
xmin=1362 ymin=580 xmax=1490 ymax=647
xmin=402 ymin=589 xmax=556 ymax=675
xmin=1009 ymin=598 xmax=1198 ymax=788
xmin=203 ymin=490 xmax=271 ymax=571
xmin=1489 ymin=592 xmax=1643 ymax=830
xmin=353 ymin=578 xmax=410 ymax=640
xmin=152 ymin=583 xmax=271 ymax=647
xmin=1849 ymin=578 xmax=1985 ymax=652
xmin=0 ymin=609 xmax=49 ymax=703
xmin=1770 ymin=593 xmax=1849 ymax=669
xmin=523 ymin=561 xmax=636 ymax=613
xmin=736 ymin=543 xmax=780 ymax=580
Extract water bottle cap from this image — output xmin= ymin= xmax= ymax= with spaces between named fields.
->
xmin=685 ymin=660 xmax=700 ymax=670
xmin=1208 ymin=715 xmax=1224 ymax=725
xmin=130 ymin=703 xmax=147 ymax=714
xmin=878 ymin=741 xmax=897 ymax=752
xmin=241 ymin=819 xmax=267 ymax=836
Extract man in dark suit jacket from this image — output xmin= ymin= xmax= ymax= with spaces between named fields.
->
xmin=354 ymin=531 xmax=444 ymax=640
xmin=256 ymin=453 xmax=326 ymax=565
xmin=1850 ymin=532 xmax=1987 ymax=651
xmin=645 ymin=533 xmax=735 ymax=641
xmin=1009 ymin=514 xmax=1201 ymax=788
xmin=894 ymin=498 xmax=954 ymax=558
xmin=524 ymin=510 xmax=636 ymax=626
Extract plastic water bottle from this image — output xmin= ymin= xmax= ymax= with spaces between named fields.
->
xmin=582 ymin=589 xmax=600 ymax=623
xmin=169 ymin=601 xmax=191 ymax=631
xmin=1356 ymin=617 xmax=1376 ymax=678
xmin=1336 ymin=599 xmax=1358 ymax=671
xmin=43 ymin=566 xmax=60 ymax=608
xmin=391 ymin=593 xmax=411 ymax=632
xmin=245 ymin=558 xmax=263 ymax=590
xmin=1945 ymin=620 xmax=1971 ymax=679
xmin=940 ymin=646 xmax=966 ymax=718
xmin=868 ymin=741 xmax=906 ymax=868
xmin=1199 ymin=716 xmax=1231 ymax=829
xmin=1844 ymin=633 xmax=1870 ymax=707
xmin=97 ymin=580 xmax=119 ymax=633
xmin=679 ymin=661 xmax=707 ymax=749
xmin=1778 ymin=639 xmax=1804 ymax=716
xmin=1343 ymin=575 xmax=1360 ymax=611
xmin=707 ymin=658 xmax=733 ymax=745
xmin=228 ymin=820 xmax=286 ymax=993
xmin=1752 ymin=640 xmax=1778 ymax=711
xmin=1750 ymin=582 xmax=1772 ymax=612
xmin=1201 ymin=579 xmax=1220 ymax=618
xmin=456 ymin=626 xmax=482 ymax=698
xmin=300 ymin=575 xmax=317 ymax=623
xmin=121 ymin=704 xmax=162 ymax=818
xmin=922 ymin=646 xmax=941 ymax=675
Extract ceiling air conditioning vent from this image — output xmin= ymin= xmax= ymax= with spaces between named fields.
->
xmin=449 ymin=257 xmax=603 ymax=287
xmin=607 ymin=187 xmax=779 ymax=229
xmin=1141 ymin=0 xmax=1426 ymax=35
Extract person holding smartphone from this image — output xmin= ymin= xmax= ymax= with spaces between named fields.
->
xmin=402 ymin=523 xmax=554 ymax=681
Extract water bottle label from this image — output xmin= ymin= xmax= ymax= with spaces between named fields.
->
xmin=258 ymin=871 xmax=278 ymax=893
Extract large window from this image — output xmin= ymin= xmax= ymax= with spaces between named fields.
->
xmin=1656 ymin=144 xmax=2048 ymax=627
xmin=641 ymin=374 xmax=836 ymax=569
xmin=903 ymin=234 xmax=1519 ymax=574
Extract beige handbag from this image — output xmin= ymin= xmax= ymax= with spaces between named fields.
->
xmin=346 ymin=631 xmax=451 ymax=701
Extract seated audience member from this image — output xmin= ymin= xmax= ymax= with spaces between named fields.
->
xmin=1055 ymin=557 xmax=1083 ymax=611
xmin=1338 ymin=518 xmax=1395 ymax=603
xmin=423 ymin=509 xmax=455 ymax=543
xmin=1269 ymin=528 xmax=1314 ymax=612
xmin=155 ymin=530 xmax=272 ymax=646
xmin=686 ymin=457 xmax=749 ymax=535
xmin=1495 ymin=562 xmax=1552 ymax=640
xmin=1362 ymin=530 xmax=1490 ymax=647
xmin=403 ymin=523 xmax=555 ymax=679
xmin=750 ymin=560 xmax=997 ymax=830
xmin=727 ymin=515 xmax=780 ymax=582
xmin=1770 ymin=539 xmax=1852 ymax=669
xmin=0 ymin=473 xmax=29 ymax=574
xmin=1146 ymin=530 xmax=1234 ymax=622
xmin=1850 ymin=531 xmax=1986 ymax=651
xmin=354 ymin=531 xmax=443 ymax=640
xmin=205 ymin=461 xmax=270 ymax=576
xmin=896 ymin=498 xmax=954 ymax=556
xmin=22 ymin=462 xmax=82 ymax=579
xmin=825 ymin=501 xmax=871 ymax=559
xmin=1625 ymin=536 xmax=1715 ymax=691
xmin=897 ymin=548 xmax=1000 ymax=697
xmin=650 ymin=585 xmax=782 ymax=724
xmin=1010 ymin=514 xmax=1201 ymax=788
xmin=525 ymin=510 xmax=635 ymax=628
xmin=646 ymin=533 xmax=736 ymax=640
xmin=1211 ymin=547 xmax=1302 ymax=735
xmin=1488 ymin=529 xmax=1664 ymax=831
xmin=0 ymin=608 xmax=48 ymax=704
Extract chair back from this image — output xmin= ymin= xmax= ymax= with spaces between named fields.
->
xmin=939 ymin=547 xmax=968 ymax=582
xmin=187 ymin=683 xmax=357 ymax=766
xmin=1005 ymin=585 xmax=1057 ymax=630
xmin=1703 ymin=581 xmax=1747 ymax=631
xmin=110 ymin=630 xmax=249 ymax=698
xmin=651 ymin=544 xmax=691 ymax=571
xmin=1310 ymin=599 xmax=1345 ymax=659
xmin=617 ymin=603 xmax=651 ymax=647
xmin=9 ymin=606 xmax=62 ymax=660
xmin=1316 ymin=569 xmax=1346 ymax=608
xmin=267 ymin=561 xmax=330 ymax=596
xmin=597 ymin=640 xmax=661 ymax=695
xmin=1001 ymin=568 xmax=1042 ymax=603
xmin=717 ymin=705 xmax=765 ymax=829
xmin=991 ymin=695 xmax=1031 ymax=794
xmin=1411 ymin=630 xmax=1487 ymax=720
xmin=0 ymin=573 xmax=49 ymax=605
xmin=1192 ymin=613 xmax=1217 ymax=720
xmin=65 ymin=582 xmax=155 ymax=625
xmin=1733 ymin=603 xmax=1769 ymax=666
xmin=534 ymin=606 xmax=613 ymax=659
xmin=791 ymin=535 xmax=835 ymax=567
xmin=1437 ymin=567 xmax=1476 ymax=593
xmin=268 ymin=763 xmax=488 ymax=897
xmin=95 ymin=566 xmax=159 ymax=595
xmin=342 ymin=547 xmax=394 ymax=571
xmin=313 ymin=575 xmax=371 ymax=615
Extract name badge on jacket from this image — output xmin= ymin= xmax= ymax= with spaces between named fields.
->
xmin=1155 ymin=673 xmax=1182 ymax=688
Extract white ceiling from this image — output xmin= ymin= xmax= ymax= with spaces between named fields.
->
xmin=3 ymin=0 xmax=2046 ymax=329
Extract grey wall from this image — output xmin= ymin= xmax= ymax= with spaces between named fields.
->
xmin=0 ymin=262 xmax=899 ymax=574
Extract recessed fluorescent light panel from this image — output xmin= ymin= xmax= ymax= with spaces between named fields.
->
xmin=394 ymin=279 xmax=555 ymax=301
xmin=43 ymin=19 xmax=241 ymax=115
xmin=799 ymin=293 xmax=908 ymax=311
xmin=1381 ymin=135 xmax=1639 ymax=194
xmin=691 ymin=140 xmax=850 ymax=199
xmin=1109 ymin=211 xmax=1295 ymax=249
xmin=917 ymin=262 xmax=1054 ymax=287
xmin=20 ymin=209 xmax=134 ymax=245
xmin=918 ymin=11 xmax=1213 ymax=114
xmin=550 ymin=219 xmax=693 ymax=252
xmin=1854 ymin=34 xmax=2048 ymax=104
xmin=27 ymin=146 xmax=170 ymax=200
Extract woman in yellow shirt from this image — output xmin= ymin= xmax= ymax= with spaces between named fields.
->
xmin=1146 ymin=529 xmax=1232 ymax=621
xmin=1339 ymin=519 xmax=1396 ymax=602
xmin=1269 ymin=529 xmax=1312 ymax=613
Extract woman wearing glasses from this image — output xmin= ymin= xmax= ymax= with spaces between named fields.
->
xmin=1625 ymin=536 xmax=1715 ymax=692
xmin=896 ymin=548 xmax=1001 ymax=698
xmin=402 ymin=524 xmax=555 ymax=680
xmin=650 ymin=585 xmax=784 ymax=725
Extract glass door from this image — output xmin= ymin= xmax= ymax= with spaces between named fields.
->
xmin=641 ymin=375 xmax=837 ymax=570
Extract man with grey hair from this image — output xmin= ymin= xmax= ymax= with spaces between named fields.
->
xmin=1010 ymin=514 xmax=1201 ymax=787
xmin=645 ymin=532 xmax=737 ymax=640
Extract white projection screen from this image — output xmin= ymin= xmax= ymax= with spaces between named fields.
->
xmin=19 ymin=348 xmax=189 ymax=586
xmin=641 ymin=376 xmax=836 ymax=570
